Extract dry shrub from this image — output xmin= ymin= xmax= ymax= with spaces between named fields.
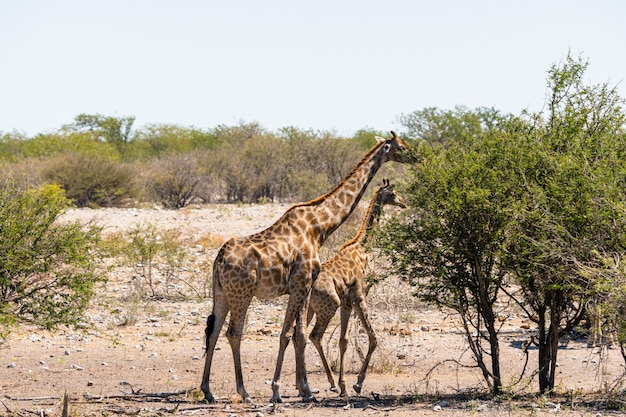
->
xmin=0 ymin=158 xmax=45 ymax=189
xmin=145 ymin=153 xmax=203 ymax=208
xmin=42 ymin=152 xmax=138 ymax=207
xmin=196 ymin=231 xmax=226 ymax=249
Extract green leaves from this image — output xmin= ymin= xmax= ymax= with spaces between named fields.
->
xmin=378 ymin=53 xmax=626 ymax=394
xmin=0 ymin=181 xmax=104 ymax=335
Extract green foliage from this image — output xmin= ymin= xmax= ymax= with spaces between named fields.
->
xmin=0 ymin=181 xmax=104 ymax=335
xmin=43 ymin=152 xmax=138 ymax=207
xmin=0 ymin=132 xmax=29 ymax=161
xmin=66 ymin=113 xmax=136 ymax=158
xmin=502 ymin=53 xmax=626 ymax=393
xmin=375 ymin=117 xmax=514 ymax=395
xmin=22 ymin=132 xmax=119 ymax=159
xmin=131 ymin=124 xmax=220 ymax=158
xmin=380 ymin=52 xmax=626 ymax=395
xmin=398 ymin=105 xmax=504 ymax=147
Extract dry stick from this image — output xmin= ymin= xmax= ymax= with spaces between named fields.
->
xmin=16 ymin=410 xmax=43 ymax=417
xmin=177 ymin=321 xmax=187 ymax=337
xmin=102 ymin=405 xmax=141 ymax=415
xmin=0 ymin=398 xmax=13 ymax=414
xmin=61 ymin=391 xmax=69 ymax=417
xmin=3 ymin=395 xmax=60 ymax=401
xmin=364 ymin=404 xmax=399 ymax=412
xmin=83 ymin=388 xmax=192 ymax=402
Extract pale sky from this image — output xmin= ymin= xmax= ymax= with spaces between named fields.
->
xmin=1 ymin=1 xmax=624 ymax=137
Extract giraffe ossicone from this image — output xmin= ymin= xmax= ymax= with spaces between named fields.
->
xmin=200 ymin=131 xmax=413 ymax=404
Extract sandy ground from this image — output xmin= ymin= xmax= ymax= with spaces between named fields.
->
xmin=1 ymin=204 xmax=625 ymax=416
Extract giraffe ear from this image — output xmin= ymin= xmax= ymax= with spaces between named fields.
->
xmin=375 ymin=136 xmax=386 ymax=143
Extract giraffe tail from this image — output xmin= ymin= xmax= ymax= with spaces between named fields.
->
xmin=204 ymin=314 xmax=215 ymax=355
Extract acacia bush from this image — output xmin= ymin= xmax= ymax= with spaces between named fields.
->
xmin=0 ymin=181 xmax=104 ymax=336
xmin=43 ymin=152 xmax=138 ymax=207
xmin=145 ymin=153 xmax=204 ymax=208
xmin=375 ymin=53 xmax=626 ymax=395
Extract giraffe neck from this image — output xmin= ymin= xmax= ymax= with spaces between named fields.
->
xmin=310 ymin=141 xmax=387 ymax=242
xmin=340 ymin=187 xmax=384 ymax=251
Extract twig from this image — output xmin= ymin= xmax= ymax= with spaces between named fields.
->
xmin=102 ymin=405 xmax=141 ymax=415
xmin=3 ymin=395 xmax=60 ymax=401
xmin=61 ymin=391 xmax=69 ymax=417
xmin=0 ymin=398 xmax=13 ymax=414
xmin=83 ymin=388 xmax=193 ymax=402
xmin=364 ymin=404 xmax=399 ymax=412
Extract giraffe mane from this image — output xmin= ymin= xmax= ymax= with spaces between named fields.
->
xmin=288 ymin=138 xmax=388 ymax=210
xmin=338 ymin=183 xmax=384 ymax=251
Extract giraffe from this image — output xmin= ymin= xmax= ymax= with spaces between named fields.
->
xmin=200 ymin=131 xmax=413 ymax=404
xmin=304 ymin=179 xmax=406 ymax=397
xmin=587 ymin=300 xmax=617 ymax=348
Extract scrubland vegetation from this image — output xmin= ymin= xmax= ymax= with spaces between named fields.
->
xmin=3 ymin=52 xmax=626 ymax=403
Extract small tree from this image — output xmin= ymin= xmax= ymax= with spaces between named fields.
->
xmin=67 ymin=113 xmax=136 ymax=159
xmin=502 ymin=53 xmax=626 ymax=393
xmin=0 ymin=181 xmax=104 ymax=336
xmin=375 ymin=111 xmax=514 ymax=396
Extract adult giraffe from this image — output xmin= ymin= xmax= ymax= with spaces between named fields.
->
xmin=305 ymin=179 xmax=406 ymax=398
xmin=200 ymin=131 xmax=413 ymax=404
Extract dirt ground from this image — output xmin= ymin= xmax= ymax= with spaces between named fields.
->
xmin=1 ymin=204 xmax=626 ymax=416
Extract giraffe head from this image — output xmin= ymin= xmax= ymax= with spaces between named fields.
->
xmin=378 ymin=178 xmax=407 ymax=209
xmin=365 ymin=179 xmax=407 ymax=230
xmin=375 ymin=131 xmax=415 ymax=165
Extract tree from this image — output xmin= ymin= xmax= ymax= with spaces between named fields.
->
xmin=502 ymin=53 xmax=626 ymax=393
xmin=132 ymin=124 xmax=220 ymax=158
xmin=68 ymin=113 xmax=136 ymax=158
xmin=397 ymin=106 xmax=503 ymax=147
xmin=375 ymin=111 xmax=514 ymax=395
xmin=377 ymin=53 xmax=626 ymax=396
xmin=0 ymin=181 xmax=104 ymax=335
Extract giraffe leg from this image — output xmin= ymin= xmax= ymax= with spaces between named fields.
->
xmin=588 ymin=305 xmax=602 ymax=348
xmin=352 ymin=300 xmax=377 ymax=395
xmin=200 ymin=285 xmax=229 ymax=403
xmin=294 ymin=304 xmax=316 ymax=396
xmin=337 ymin=304 xmax=352 ymax=398
xmin=271 ymin=292 xmax=315 ymax=403
xmin=293 ymin=309 xmax=311 ymax=396
xmin=308 ymin=304 xmax=339 ymax=392
xmin=226 ymin=295 xmax=253 ymax=403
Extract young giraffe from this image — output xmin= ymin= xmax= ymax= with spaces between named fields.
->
xmin=201 ymin=132 xmax=413 ymax=404
xmin=305 ymin=179 xmax=406 ymax=397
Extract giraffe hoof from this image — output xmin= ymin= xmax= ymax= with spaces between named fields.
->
xmin=302 ymin=395 xmax=318 ymax=403
xmin=329 ymin=386 xmax=339 ymax=393
xmin=353 ymin=384 xmax=362 ymax=394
